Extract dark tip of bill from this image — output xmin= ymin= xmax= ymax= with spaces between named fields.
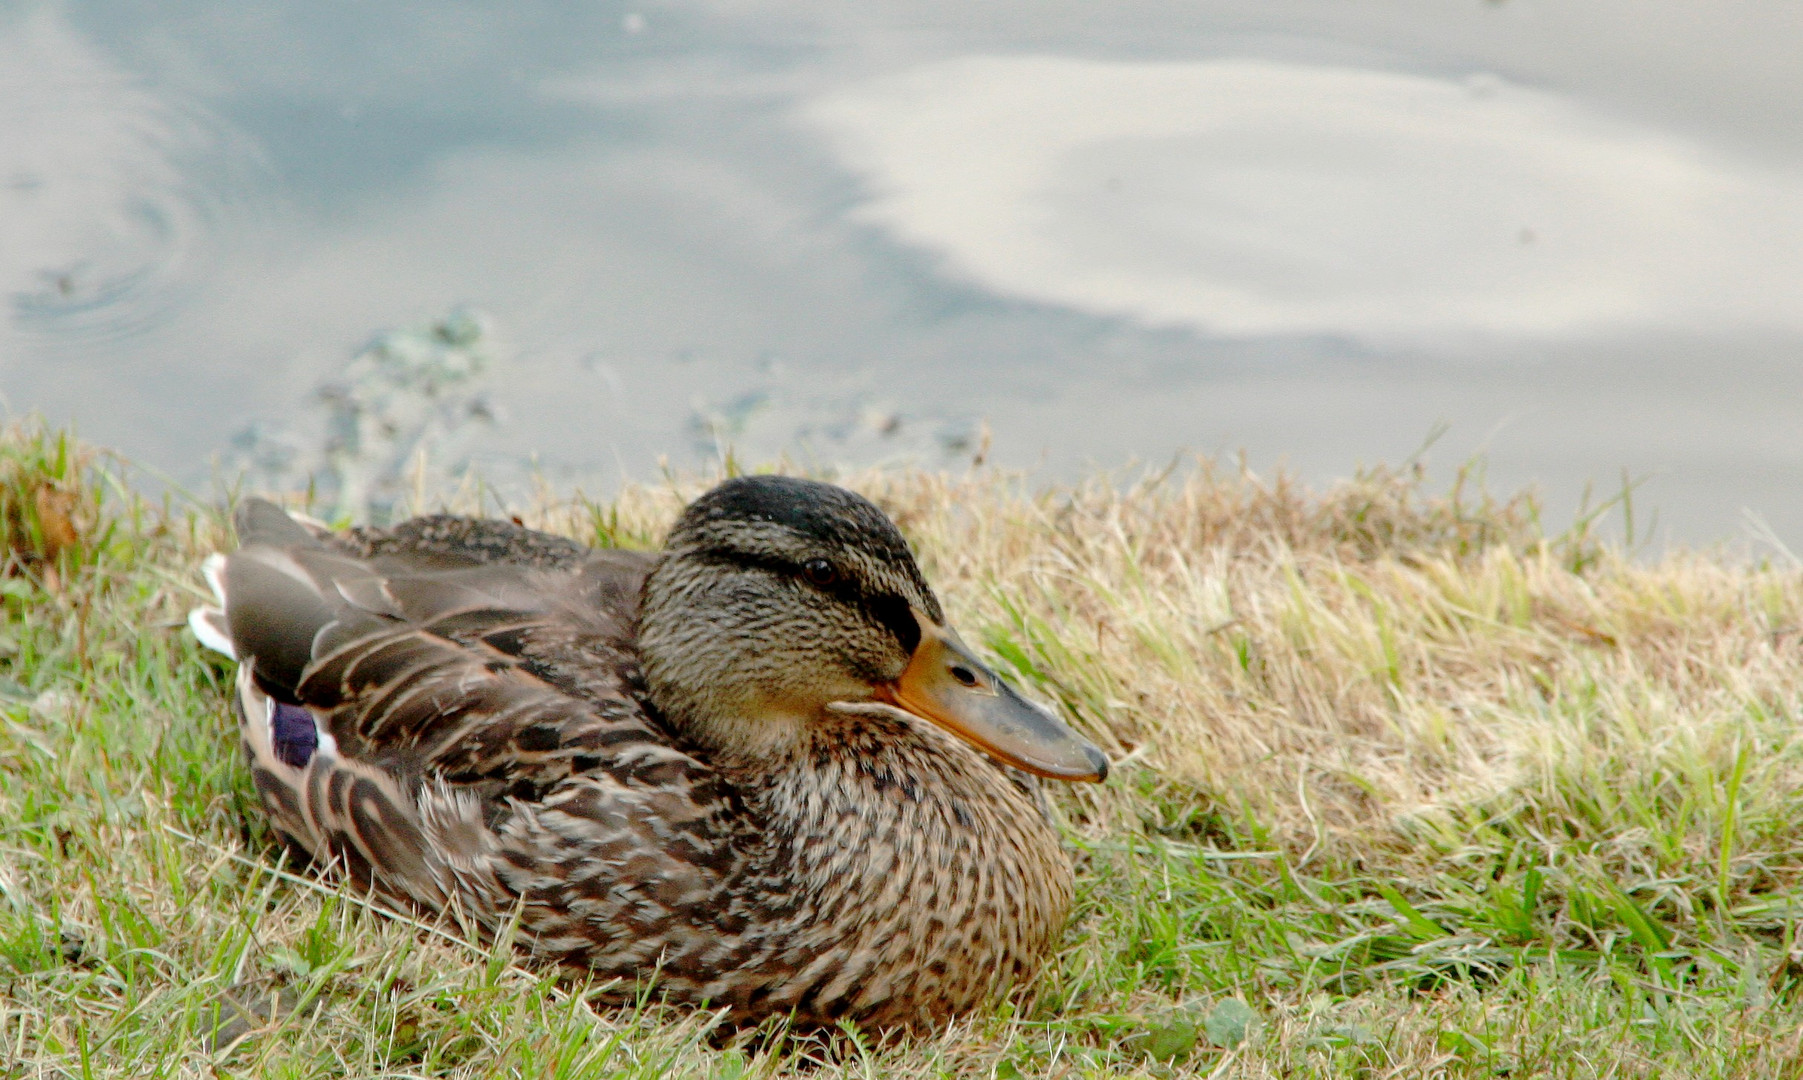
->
xmin=1086 ymin=746 xmax=1111 ymax=782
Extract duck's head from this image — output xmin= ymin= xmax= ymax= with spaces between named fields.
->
xmin=638 ymin=475 xmax=1108 ymax=783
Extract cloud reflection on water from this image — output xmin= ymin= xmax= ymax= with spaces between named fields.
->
xmin=805 ymin=55 xmax=1803 ymax=344
xmin=4 ymin=3 xmax=1803 ymax=544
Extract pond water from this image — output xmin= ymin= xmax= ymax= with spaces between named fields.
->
xmin=4 ymin=1 xmax=1803 ymax=545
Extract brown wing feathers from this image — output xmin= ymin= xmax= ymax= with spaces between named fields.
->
xmin=222 ymin=499 xmax=730 ymax=936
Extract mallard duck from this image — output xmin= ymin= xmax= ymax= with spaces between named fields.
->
xmin=190 ymin=476 xmax=1107 ymax=1031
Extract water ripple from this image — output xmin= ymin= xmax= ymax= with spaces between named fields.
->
xmin=0 ymin=10 xmax=268 ymax=356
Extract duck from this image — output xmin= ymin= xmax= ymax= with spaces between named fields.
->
xmin=189 ymin=475 xmax=1108 ymax=1031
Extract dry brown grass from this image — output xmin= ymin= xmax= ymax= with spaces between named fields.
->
xmin=546 ymin=460 xmax=1803 ymax=861
xmin=6 ymin=425 xmax=1803 ymax=1077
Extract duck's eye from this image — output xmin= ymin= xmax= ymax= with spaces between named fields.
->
xmin=802 ymin=558 xmax=838 ymax=587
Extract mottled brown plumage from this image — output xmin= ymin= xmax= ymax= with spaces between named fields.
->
xmin=191 ymin=476 xmax=1107 ymax=1031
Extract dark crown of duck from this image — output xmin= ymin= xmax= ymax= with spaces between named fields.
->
xmin=193 ymin=473 xmax=1108 ymax=1031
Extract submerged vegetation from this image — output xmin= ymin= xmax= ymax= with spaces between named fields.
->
xmin=227 ymin=307 xmax=504 ymax=524
xmin=2 ymin=418 xmax=1802 ymax=1077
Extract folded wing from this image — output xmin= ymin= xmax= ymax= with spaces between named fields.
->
xmin=209 ymin=499 xmax=747 ymax=971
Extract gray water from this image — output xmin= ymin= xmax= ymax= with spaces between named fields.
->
xmin=5 ymin=1 xmax=1803 ymax=546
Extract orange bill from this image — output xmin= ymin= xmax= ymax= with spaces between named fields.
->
xmin=878 ymin=614 xmax=1109 ymax=782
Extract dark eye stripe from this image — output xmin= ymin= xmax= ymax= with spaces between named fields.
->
xmin=695 ymin=548 xmax=830 ymax=587
xmin=867 ymin=594 xmax=921 ymax=655
xmin=696 ymin=548 xmax=921 ymax=654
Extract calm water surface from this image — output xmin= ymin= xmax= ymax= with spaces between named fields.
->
xmin=5 ymin=1 xmax=1803 ymax=545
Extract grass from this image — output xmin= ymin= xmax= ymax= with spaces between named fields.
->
xmin=2 ymin=418 xmax=1803 ymax=1077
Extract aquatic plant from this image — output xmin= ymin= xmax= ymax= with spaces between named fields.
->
xmin=228 ymin=306 xmax=501 ymax=522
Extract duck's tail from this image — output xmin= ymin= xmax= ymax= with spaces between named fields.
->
xmin=189 ymin=539 xmax=340 ymax=772
xmin=186 ymin=499 xmax=516 ymax=922
xmin=186 ymin=553 xmax=235 ymax=658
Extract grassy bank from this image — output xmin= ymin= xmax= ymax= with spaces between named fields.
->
xmin=2 ymin=421 xmax=1801 ymax=1077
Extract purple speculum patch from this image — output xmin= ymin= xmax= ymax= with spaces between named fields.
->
xmin=270 ymin=702 xmax=318 ymax=768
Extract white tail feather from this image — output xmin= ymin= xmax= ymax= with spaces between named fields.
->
xmin=190 ymin=554 xmax=236 ymax=657
xmin=188 ymin=606 xmax=236 ymax=658
xmin=201 ymin=553 xmax=228 ymax=603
